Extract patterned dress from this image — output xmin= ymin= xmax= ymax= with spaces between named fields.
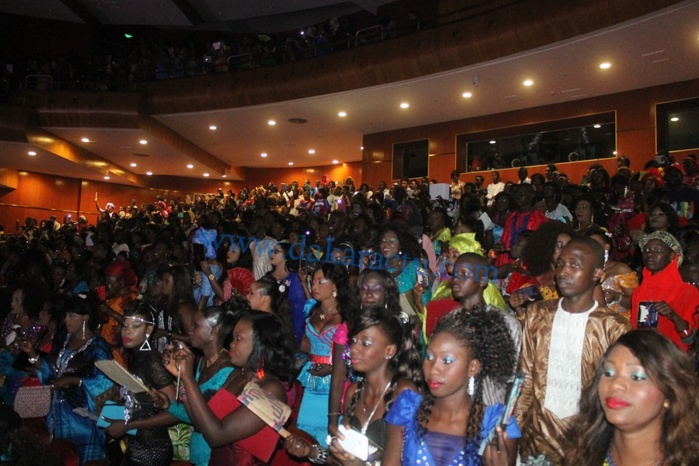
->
xmin=386 ymin=390 xmax=521 ymax=466
xmin=297 ymin=312 xmax=338 ymax=446
xmin=37 ymin=334 xmax=114 ymax=465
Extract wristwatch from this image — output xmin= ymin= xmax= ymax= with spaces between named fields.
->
xmin=208 ymin=273 xmax=215 ymax=281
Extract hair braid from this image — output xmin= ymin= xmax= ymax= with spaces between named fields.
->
xmin=346 ymin=378 xmax=365 ymax=420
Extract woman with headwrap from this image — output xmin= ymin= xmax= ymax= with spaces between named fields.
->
xmin=101 ymin=260 xmax=138 ymax=362
xmin=631 ymin=231 xmax=699 ymax=351
xmin=193 ymin=227 xmax=223 ymax=311
xmin=416 ymin=232 xmax=507 ymax=339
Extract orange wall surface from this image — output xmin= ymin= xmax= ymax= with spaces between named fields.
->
xmin=362 ymin=79 xmax=699 ymax=187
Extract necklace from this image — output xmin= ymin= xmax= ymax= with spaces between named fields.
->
xmin=206 ymin=348 xmax=227 ymax=368
xmin=605 ymin=446 xmax=665 ymax=466
xmin=319 ymin=305 xmax=337 ymax=321
xmin=56 ymin=333 xmax=94 ymax=378
xmin=359 ymin=381 xmax=392 ymax=434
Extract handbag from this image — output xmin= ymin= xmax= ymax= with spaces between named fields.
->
xmin=14 ymin=385 xmax=51 ymax=418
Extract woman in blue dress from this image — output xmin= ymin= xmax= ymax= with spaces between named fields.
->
xmin=296 ymin=263 xmax=352 ymax=446
xmin=384 ymin=309 xmax=520 ymax=466
xmin=264 ymin=240 xmax=307 ymax=347
xmin=21 ymin=294 xmax=114 ymax=465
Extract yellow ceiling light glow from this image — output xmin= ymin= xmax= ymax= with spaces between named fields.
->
xmin=523 ymin=79 xmax=534 ymax=86
xmin=599 ymin=62 xmax=612 ymax=69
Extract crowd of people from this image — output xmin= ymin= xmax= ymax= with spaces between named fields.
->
xmin=1 ymin=10 xmax=407 ymax=96
xmin=1 ymin=151 xmax=699 ymax=466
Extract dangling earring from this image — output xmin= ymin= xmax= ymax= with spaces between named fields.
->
xmin=82 ymin=320 xmax=86 ymax=339
xmin=332 ymin=290 xmax=337 ymax=298
xmin=604 ymin=250 xmax=609 ymax=264
xmin=140 ymin=334 xmax=152 ymax=351
xmin=467 ymin=376 xmax=475 ymax=397
xmin=256 ymin=358 xmax=265 ymax=379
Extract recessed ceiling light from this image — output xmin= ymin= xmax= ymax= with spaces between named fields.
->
xmin=360 ymin=146 xmax=364 ymax=150
xmin=490 ymin=140 xmax=496 ymax=144
xmin=599 ymin=62 xmax=612 ymax=69
xmin=613 ymin=151 xmax=618 ymax=155
xmin=332 ymin=160 xmax=339 ymax=164
xmin=261 ymin=152 xmax=268 ymax=158
xmin=139 ymin=139 xmax=147 ymax=145
xmin=146 ymin=171 xmax=153 ymax=176
xmin=268 ymin=120 xmax=276 ymax=126
xmin=222 ymin=174 xmax=226 ymax=178
xmin=209 ymin=125 xmax=217 ymax=130
xmin=462 ymin=92 xmax=472 ymax=98
xmin=593 ymin=124 xmax=601 ymax=128
xmin=400 ymin=102 xmax=410 ymax=109
xmin=523 ymin=79 xmax=534 ymax=86
xmin=187 ymin=164 xmax=194 ymax=169
xmin=104 ymin=176 xmax=110 ymax=180
xmin=308 ymin=149 xmax=315 ymax=154
xmin=338 ymin=111 xmax=347 ymax=117
xmin=130 ymin=162 xmax=137 ymax=167
xmin=203 ymin=173 xmax=210 ymax=177
xmin=27 ymin=151 xmax=36 ymax=156
xmin=81 ymin=137 xmax=90 ymax=143
xmin=670 ymin=117 xmax=680 ymax=122
xmin=288 ymin=162 xmax=294 ymax=166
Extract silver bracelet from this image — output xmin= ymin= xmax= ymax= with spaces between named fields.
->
xmin=309 ymin=444 xmax=329 ymax=464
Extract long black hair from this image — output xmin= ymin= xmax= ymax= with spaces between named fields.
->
xmin=242 ymin=310 xmax=295 ymax=382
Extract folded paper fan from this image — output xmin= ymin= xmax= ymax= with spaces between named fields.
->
xmin=228 ymin=267 xmax=255 ymax=296
xmin=238 ymin=381 xmax=291 ymax=437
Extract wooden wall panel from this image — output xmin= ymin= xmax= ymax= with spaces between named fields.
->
xmin=239 ymin=163 xmax=363 ymax=190
xmin=428 ymin=154 xmax=457 ymax=182
xmin=0 ymin=172 xmax=81 ymax=230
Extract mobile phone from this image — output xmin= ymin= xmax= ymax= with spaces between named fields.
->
xmin=478 ymin=372 xmax=526 ymax=455
xmin=337 ymin=425 xmax=370 ymax=461
xmin=517 ymin=284 xmax=544 ymax=304
xmin=416 ymin=266 xmax=429 ymax=288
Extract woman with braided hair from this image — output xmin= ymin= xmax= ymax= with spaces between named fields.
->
xmin=383 ymin=309 xmax=520 ymax=466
